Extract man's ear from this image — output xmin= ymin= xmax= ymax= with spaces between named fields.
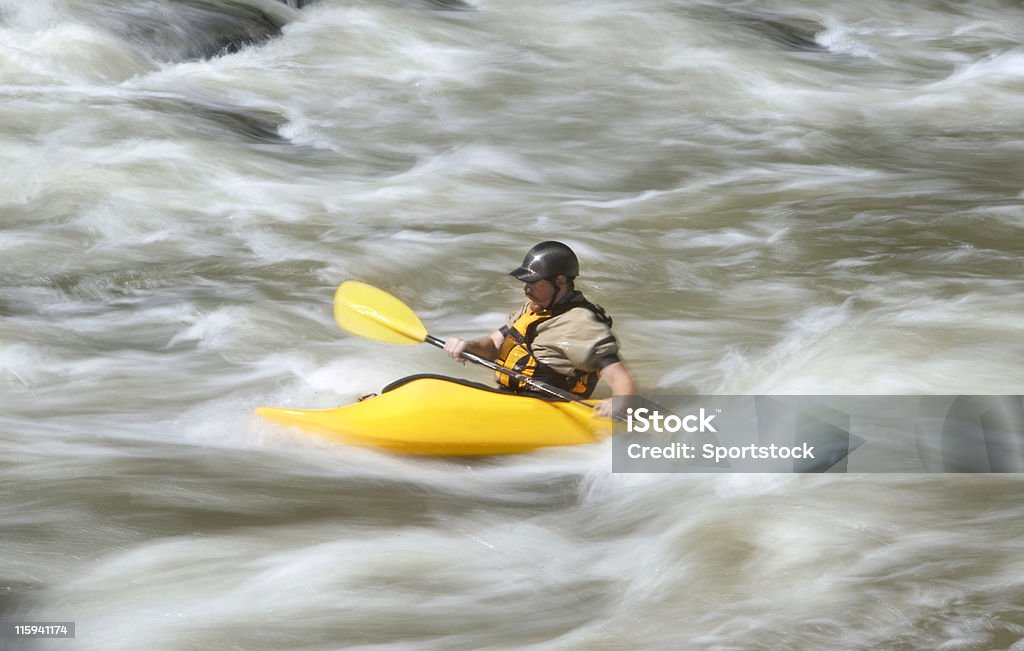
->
xmin=555 ymin=275 xmax=568 ymax=290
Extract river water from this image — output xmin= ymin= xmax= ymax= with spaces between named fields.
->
xmin=2 ymin=0 xmax=1024 ymax=649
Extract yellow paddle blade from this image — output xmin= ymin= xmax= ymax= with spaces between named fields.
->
xmin=333 ymin=281 xmax=429 ymax=344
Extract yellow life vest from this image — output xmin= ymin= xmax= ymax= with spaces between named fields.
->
xmin=495 ymin=297 xmax=613 ymax=399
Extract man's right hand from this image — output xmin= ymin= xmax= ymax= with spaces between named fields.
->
xmin=442 ymin=331 xmax=504 ymax=362
xmin=443 ymin=338 xmax=469 ymax=360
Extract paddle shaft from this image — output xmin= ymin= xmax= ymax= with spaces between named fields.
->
xmin=423 ymin=334 xmax=596 ymax=407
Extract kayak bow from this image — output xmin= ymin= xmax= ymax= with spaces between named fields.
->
xmin=256 ymin=375 xmax=611 ymax=455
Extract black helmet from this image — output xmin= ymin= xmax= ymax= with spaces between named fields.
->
xmin=509 ymin=241 xmax=579 ymax=282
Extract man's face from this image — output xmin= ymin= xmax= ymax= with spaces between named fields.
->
xmin=523 ymin=277 xmax=558 ymax=310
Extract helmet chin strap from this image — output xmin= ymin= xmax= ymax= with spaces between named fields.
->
xmin=541 ymin=277 xmax=566 ymax=310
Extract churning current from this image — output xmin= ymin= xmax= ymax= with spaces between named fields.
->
xmin=2 ymin=0 xmax=1024 ymax=649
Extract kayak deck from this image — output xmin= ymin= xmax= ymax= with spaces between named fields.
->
xmin=255 ymin=375 xmax=610 ymax=455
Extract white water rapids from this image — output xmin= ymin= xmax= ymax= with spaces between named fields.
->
xmin=2 ymin=0 xmax=1024 ymax=649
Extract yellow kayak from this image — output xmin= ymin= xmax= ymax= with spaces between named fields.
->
xmin=255 ymin=375 xmax=611 ymax=455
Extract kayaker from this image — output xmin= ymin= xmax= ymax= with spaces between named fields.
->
xmin=443 ymin=241 xmax=636 ymax=418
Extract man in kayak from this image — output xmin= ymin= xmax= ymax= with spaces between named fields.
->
xmin=443 ymin=241 xmax=636 ymax=418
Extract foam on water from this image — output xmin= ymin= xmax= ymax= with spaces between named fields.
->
xmin=0 ymin=22 xmax=155 ymax=83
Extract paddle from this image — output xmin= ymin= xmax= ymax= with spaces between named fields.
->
xmin=333 ymin=280 xmax=607 ymax=413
